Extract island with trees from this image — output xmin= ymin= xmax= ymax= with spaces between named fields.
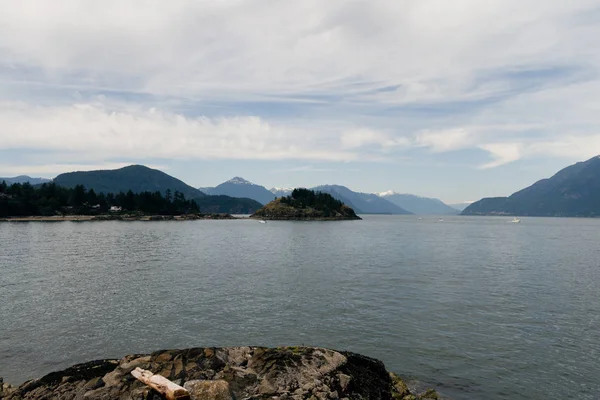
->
xmin=251 ymin=188 xmax=361 ymax=220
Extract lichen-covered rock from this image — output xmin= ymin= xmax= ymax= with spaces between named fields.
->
xmin=390 ymin=372 xmax=410 ymax=398
xmin=2 ymin=347 xmax=439 ymax=400
xmin=183 ymin=380 xmax=231 ymax=400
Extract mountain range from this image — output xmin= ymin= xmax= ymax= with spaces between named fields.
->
xmin=200 ymin=177 xmax=276 ymax=205
xmin=52 ymin=165 xmax=263 ymax=214
xmin=214 ymin=181 xmax=457 ymax=215
xmin=448 ymin=202 xmax=472 ymax=212
xmin=6 ymin=156 xmax=599 ymax=217
xmin=212 ymin=181 xmax=458 ymax=214
xmin=463 ymin=156 xmax=600 ymax=217
xmin=269 ymin=188 xmax=294 ymax=198
xmin=378 ymin=191 xmax=459 ymax=215
xmin=311 ymin=185 xmax=411 ymax=214
xmin=0 ymin=175 xmax=51 ymax=185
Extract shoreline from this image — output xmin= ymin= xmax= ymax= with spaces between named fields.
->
xmin=0 ymin=346 xmax=440 ymax=400
xmin=0 ymin=214 xmax=363 ymax=222
xmin=0 ymin=213 xmax=242 ymax=222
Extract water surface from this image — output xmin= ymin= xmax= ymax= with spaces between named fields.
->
xmin=1 ymin=216 xmax=599 ymax=399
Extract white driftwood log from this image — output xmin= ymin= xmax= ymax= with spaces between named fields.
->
xmin=131 ymin=367 xmax=191 ymax=400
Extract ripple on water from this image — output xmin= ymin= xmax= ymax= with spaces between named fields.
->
xmin=1 ymin=216 xmax=600 ymax=400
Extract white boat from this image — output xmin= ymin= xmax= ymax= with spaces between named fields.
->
xmin=438 ymin=218 xmax=444 ymax=222
xmin=258 ymin=220 xmax=267 ymax=224
xmin=510 ymin=217 xmax=521 ymax=223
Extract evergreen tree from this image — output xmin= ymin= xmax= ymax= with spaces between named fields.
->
xmin=0 ymin=184 xmax=200 ymax=217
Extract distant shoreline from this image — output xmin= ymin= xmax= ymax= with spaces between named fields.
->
xmin=0 ymin=213 xmax=366 ymax=222
xmin=0 ymin=213 xmax=241 ymax=222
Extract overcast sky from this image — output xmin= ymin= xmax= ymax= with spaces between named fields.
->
xmin=1 ymin=0 xmax=599 ymax=203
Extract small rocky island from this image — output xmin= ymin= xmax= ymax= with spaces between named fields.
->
xmin=251 ymin=189 xmax=361 ymax=221
xmin=0 ymin=346 xmax=439 ymax=400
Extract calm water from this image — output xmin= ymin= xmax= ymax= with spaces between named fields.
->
xmin=1 ymin=216 xmax=599 ymax=399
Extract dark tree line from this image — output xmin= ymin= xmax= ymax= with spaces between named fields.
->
xmin=0 ymin=181 xmax=199 ymax=217
xmin=280 ymin=188 xmax=346 ymax=216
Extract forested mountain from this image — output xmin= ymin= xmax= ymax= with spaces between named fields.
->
xmin=51 ymin=165 xmax=262 ymax=214
xmin=195 ymin=195 xmax=263 ymax=214
xmin=54 ymin=165 xmax=204 ymax=200
xmin=463 ymin=156 xmax=600 ymax=217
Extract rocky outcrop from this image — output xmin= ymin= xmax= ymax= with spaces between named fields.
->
xmin=251 ymin=200 xmax=361 ymax=221
xmin=1 ymin=347 xmax=438 ymax=400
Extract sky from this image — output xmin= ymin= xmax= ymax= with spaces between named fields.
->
xmin=0 ymin=0 xmax=599 ymax=203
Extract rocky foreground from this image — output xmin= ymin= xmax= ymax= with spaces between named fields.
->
xmin=0 ymin=347 xmax=440 ymax=400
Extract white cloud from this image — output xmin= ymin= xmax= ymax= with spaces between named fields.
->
xmin=477 ymin=143 xmax=523 ymax=169
xmin=528 ymin=135 xmax=600 ymax=159
xmin=1 ymin=0 xmax=599 ymax=102
xmin=415 ymin=128 xmax=473 ymax=153
xmin=0 ymin=0 xmax=600 ymax=173
xmin=0 ymin=101 xmax=400 ymax=162
xmin=340 ymin=128 xmax=409 ymax=150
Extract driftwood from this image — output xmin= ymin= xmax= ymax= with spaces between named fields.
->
xmin=131 ymin=367 xmax=191 ymax=400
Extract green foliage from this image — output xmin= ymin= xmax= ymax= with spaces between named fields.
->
xmin=280 ymin=188 xmax=345 ymax=214
xmin=53 ymin=164 xmax=205 ymax=200
xmin=195 ymin=195 xmax=262 ymax=214
xmin=0 ymin=181 xmax=199 ymax=217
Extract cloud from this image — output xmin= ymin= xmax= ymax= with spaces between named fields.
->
xmin=477 ymin=143 xmax=523 ymax=169
xmin=1 ymin=0 xmax=600 ymax=175
xmin=414 ymin=128 xmax=473 ymax=153
xmin=1 ymin=0 xmax=599 ymax=102
xmin=272 ymin=165 xmax=336 ymax=173
xmin=0 ymin=101 xmax=400 ymax=163
xmin=340 ymin=128 xmax=409 ymax=150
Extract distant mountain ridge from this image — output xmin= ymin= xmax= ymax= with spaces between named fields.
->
xmin=200 ymin=177 xmax=276 ymax=205
xmin=53 ymin=165 xmax=263 ymax=214
xmin=463 ymin=156 xmax=600 ymax=217
xmin=448 ymin=202 xmax=472 ymax=212
xmin=312 ymin=185 xmax=411 ymax=214
xmin=378 ymin=191 xmax=458 ymax=215
xmin=205 ymin=180 xmax=459 ymax=215
xmin=54 ymin=165 xmax=204 ymax=200
xmin=0 ymin=175 xmax=51 ymax=185
xmin=270 ymin=187 xmax=294 ymax=198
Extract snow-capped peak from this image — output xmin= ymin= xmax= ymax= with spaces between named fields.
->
xmin=226 ymin=177 xmax=253 ymax=185
xmin=270 ymin=187 xmax=295 ymax=193
xmin=377 ymin=191 xmax=429 ymax=199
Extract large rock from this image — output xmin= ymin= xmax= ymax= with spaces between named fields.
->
xmin=2 ymin=347 xmax=438 ymax=400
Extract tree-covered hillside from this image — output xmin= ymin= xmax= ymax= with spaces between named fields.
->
xmin=53 ymin=165 xmax=204 ymax=200
xmin=0 ymin=181 xmax=198 ymax=217
xmin=463 ymin=156 xmax=600 ymax=217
